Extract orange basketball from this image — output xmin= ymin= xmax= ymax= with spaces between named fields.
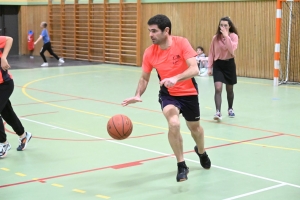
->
xmin=107 ymin=114 xmax=133 ymax=140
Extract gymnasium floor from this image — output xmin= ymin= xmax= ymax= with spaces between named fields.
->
xmin=1 ymin=57 xmax=300 ymax=200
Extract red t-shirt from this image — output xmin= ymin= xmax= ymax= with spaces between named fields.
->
xmin=142 ymin=36 xmax=198 ymax=96
xmin=0 ymin=36 xmax=13 ymax=84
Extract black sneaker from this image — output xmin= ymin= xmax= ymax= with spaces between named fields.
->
xmin=194 ymin=146 xmax=211 ymax=169
xmin=177 ymin=166 xmax=189 ymax=182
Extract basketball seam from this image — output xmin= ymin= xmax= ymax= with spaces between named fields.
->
xmin=112 ymin=117 xmax=123 ymax=139
xmin=124 ymin=117 xmax=132 ymax=138
xmin=121 ymin=115 xmax=125 ymax=139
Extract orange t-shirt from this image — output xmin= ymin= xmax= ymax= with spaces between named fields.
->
xmin=142 ymin=36 xmax=198 ymax=96
xmin=0 ymin=36 xmax=13 ymax=84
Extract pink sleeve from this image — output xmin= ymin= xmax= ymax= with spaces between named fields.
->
xmin=224 ymin=33 xmax=238 ymax=56
xmin=208 ymin=36 xmax=215 ymax=68
xmin=142 ymin=49 xmax=153 ymax=73
xmin=181 ymin=38 xmax=197 ymax=60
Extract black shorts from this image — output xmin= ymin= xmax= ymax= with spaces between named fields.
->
xmin=213 ymin=58 xmax=237 ymax=85
xmin=158 ymin=94 xmax=200 ymax=121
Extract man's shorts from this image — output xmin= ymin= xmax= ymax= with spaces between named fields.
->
xmin=158 ymin=94 xmax=200 ymax=121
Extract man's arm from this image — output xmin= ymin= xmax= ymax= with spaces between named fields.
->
xmin=122 ymin=70 xmax=151 ymax=106
xmin=174 ymin=57 xmax=199 ymax=81
xmin=2 ymin=37 xmax=13 ymax=59
xmin=160 ymin=57 xmax=199 ymax=88
xmin=34 ymin=35 xmax=43 ymax=45
xmin=135 ymin=70 xmax=151 ymax=97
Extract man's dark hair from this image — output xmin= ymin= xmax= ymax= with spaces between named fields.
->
xmin=147 ymin=14 xmax=172 ymax=35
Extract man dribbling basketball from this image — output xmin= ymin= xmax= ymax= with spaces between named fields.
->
xmin=122 ymin=14 xmax=211 ymax=182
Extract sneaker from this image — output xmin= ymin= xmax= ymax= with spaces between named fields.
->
xmin=30 ymin=56 xmax=34 ymax=59
xmin=41 ymin=63 xmax=48 ymax=67
xmin=194 ymin=146 xmax=211 ymax=169
xmin=228 ymin=108 xmax=235 ymax=118
xmin=0 ymin=143 xmax=11 ymax=158
xmin=59 ymin=58 xmax=65 ymax=64
xmin=17 ymin=132 xmax=32 ymax=151
xmin=176 ymin=166 xmax=189 ymax=182
xmin=213 ymin=111 xmax=222 ymax=121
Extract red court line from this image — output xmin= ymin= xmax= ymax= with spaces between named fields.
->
xmin=13 ymin=98 xmax=80 ymax=106
xmin=0 ymin=133 xmax=283 ymax=189
xmin=16 ymin=85 xmax=159 ymax=113
xmin=16 ymin=85 xmax=300 ymax=139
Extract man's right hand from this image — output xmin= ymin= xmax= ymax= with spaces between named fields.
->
xmin=122 ymin=96 xmax=142 ymax=106
xmin=1 ymin=58 xmax=10 ymax=71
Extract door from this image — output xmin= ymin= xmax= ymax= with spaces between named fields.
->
xmin=0 ymin=6 xmax=20 ymax=55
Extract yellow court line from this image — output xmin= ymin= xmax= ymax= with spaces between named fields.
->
xmin=21 ymin=70 xmax=300 ymax=153
xmin=238 ymin=81 xmax=270 ymax=86
xmin=96 ymin=194 xmax=111 ymax=199
xmin=238 ymin=80 xmax=300 ymax=89
xmin=73 ymin=189 xmax=86 ymax=193
xmin=205 ymin=106 xmax=212 ymax=109
xmin=205 ymin=135 xmax=300 ymax=152
xmin=0 ymin=168 xmax=10 ymax=171
xmin=52 ymin=184 xmax=64 ymax=188
xmin=15 ymin=173 xmax=26 ymax=177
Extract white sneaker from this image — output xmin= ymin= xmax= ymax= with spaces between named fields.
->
xmin=59 ymin=58 xmax=65 ymax=64
xmin=41 ymin=63 xmax=48 ymax=67
xmin=17 ymin=132 xmax=32 ymax=151
xmin=228 ymin=109 xmax=235 ymax=118
xmin=30 ymin=56 xmax=34 ymax=59
xmin=0 ymin=143 xmax=11 ymax=158
xmin=213 ymin=111 xmax=222 ymax=121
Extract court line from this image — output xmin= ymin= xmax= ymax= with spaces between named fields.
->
xmin=222 ymin=183 xmax=286 ymax=200
xmin=201 ymin=119 xmax=300 ymax=139
xmin=13 ymin=98 xmax=81 ymax=106
xmin=17 ymin=69 xmax=300 ymax=139
xmin=19 ymin=85 xmax=300 ymax=151
xmin=16 ymin=94 xmax=300 ymax=152
xmin=11 ymin=118 xmax=300 ymax=189
xmin=17 ymin=85 xmax=300 ymax=139
xmin=16 ymin=85 xmax=161 ymax=113
xmin=18 ymin=70 xmax=300 ymax=153
xmin=4 ymin=111 xmax=164 ymax=142
xmin=31 ymin=132 xmax=164 ymax=141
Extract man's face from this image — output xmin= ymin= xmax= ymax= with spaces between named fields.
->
xmin=148 ymin=24 xmax=167 ymax=44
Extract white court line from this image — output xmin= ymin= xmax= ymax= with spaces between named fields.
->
xmin=22 ymin=118 xmax=300 ymax=189
xmin=222 ymin=183 xmax=286 ymax=200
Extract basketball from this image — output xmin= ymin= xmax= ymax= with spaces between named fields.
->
xmin=107 ymin=114 xmax=133 ymax=140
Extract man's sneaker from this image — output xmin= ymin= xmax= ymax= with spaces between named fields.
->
xmin=213 ymin=111 xmax=222 ymax=121
xmin=176 ymin=166 xmax=189 ymax=182
xmin=228 ymin=109 xmax=235 ymax=118
xmin=17 ymin=132 xmax=32 ymax=151
xmin=194 ymin=146 xmax=211 ymax=169
xmin=41 ymin=63 xmax=48 ymax=67
xmin=0 ymin=143 xmax=11 ymax=158
xmin=59 ymin=58 xmax=65 ymax=63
